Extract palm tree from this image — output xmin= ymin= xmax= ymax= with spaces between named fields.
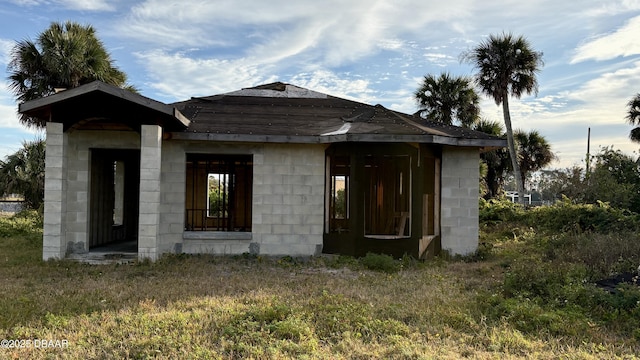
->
xmin=464 ymin=33 xmax=544 ymax=204
xmin=8 ymin=21 xmax=132 ymax=127
xmin=626 ymin=93 xmax=640 ymax=142
xmin=414 ymin=72 xmax=480 ymax=127
xmin=0 ymin=139 xmax=46 ymax=210
xmin=474 ymin=119 xmax=510 ymax=199
xmin=514 ymin=129 xmax=556 ymax=190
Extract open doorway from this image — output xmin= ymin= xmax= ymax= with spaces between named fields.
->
xmin=89 ymin=149 xmax=140 ymax=252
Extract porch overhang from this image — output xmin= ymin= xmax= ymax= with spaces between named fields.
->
xmin=19 ymin=81 xmax=189 ymax=132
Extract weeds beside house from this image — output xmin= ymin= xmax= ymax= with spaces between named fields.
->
xmin=1 ymin=204 xmax=639 ymax=358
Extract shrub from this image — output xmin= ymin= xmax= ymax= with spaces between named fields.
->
xmin=0 ymin=210 xmax=42 ymax=238
xmin=360 ymin=252 xmax=400 ymax=273
xmin=544 ymin=232 xmax=640 ymax=279
xmin=479 ymin=197 xmax=525 ymax=223
xmin=502 ymin=258 xmax=588 ymax=301
xmin=526 ymin=198 xmax=640 ymax=233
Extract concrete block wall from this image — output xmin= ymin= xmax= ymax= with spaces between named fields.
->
xmin=170 ymin=142 xmax=326 ymax=257
xmin=138 ymin=125 xmax=163 ymax=261
xmin=252 ymin=144 xmax=325 ymax=256
xmin=45 ymin=127 xmax=326 ymax=259
xmin=42 ymin=122 xmax=67 ymax=260
xmin=64 ymin=130 xmax=140 ymax=255
xmin=440 ymin=146 xmax=480 ymax=256
xmin=158 ymin=140 xmax=187 ymax=254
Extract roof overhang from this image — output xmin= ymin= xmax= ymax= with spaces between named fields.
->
xmin=167 ymin=131 xmax=508 ymax=148
xmin=19 ymin=81 xmax=189 ymax=131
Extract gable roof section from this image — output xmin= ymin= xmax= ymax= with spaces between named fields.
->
xmin=19 ymin=81 xmax=190 ymax=131
xmin=170 ymin=82 xmax=505 ymax=148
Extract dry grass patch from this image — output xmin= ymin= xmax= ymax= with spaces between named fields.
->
xmin=1 ymin=212 xmax=639 ymax=358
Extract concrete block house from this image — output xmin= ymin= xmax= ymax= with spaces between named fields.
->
xmin=20 ymin=81 xmax=505 ymax=261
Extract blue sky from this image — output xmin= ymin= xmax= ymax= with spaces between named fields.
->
xmin=1 ymin=0 xmax=640 ymax=168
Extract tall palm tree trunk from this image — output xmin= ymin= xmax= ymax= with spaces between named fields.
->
xmin=502 ymin=96 xmax=525 ymax=205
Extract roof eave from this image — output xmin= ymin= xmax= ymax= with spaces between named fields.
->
xmin=18 ymin=80 xmax=190 ymax=129
xmin=168 ymin=131 xmax=508 ymax=148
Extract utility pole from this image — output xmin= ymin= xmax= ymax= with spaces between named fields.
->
xmin=586 ymin=127 xmax=591 ymax=179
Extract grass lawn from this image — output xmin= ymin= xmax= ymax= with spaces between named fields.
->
xmin=0 ymin=211 xmax=639 ymax=359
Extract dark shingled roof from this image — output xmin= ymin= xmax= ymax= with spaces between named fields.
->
xmin=170 ymin=82 xmax=505 ymax=148
xmin=17 ymin=80 xmax=505 ymax=148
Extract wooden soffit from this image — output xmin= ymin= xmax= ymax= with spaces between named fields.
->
xmin=19 ymin=81 xmax=189 ymax=132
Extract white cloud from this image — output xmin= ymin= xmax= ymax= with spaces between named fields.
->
xmin=10 ymin=0 xmax=115 ymax=10
xmin=135 ymin=48 xmax=383 ymax=106
xmin=423 ymin=52 xmax=455 ymax=67
xmin=9 ymin=0 xmax=42 ymax=5
xmin=288 ymin=70 xmax=375 ymax=103
xmin=134 ymin=50 xmax=279 ymax=101
xmin=118 ymin=0 xmax=480 ymax=67
xmin=583 ymin=0 xmax=640 ymax=16
xmin=0 ymin=73 xmax=47 ymax=161
xmin=0 ymin=103 xmax=22 ymax=130
xmin=0 ymin=78 xmax=39 ymax=133
xmin=571 ymin=15 xmax=640 ymax=63
xmin=564 ymin=61 xmax=640 ymax=113
xmin=59 ymin=0 xmax=115 ymax=11
xmin=386 ymin=88 xmax=419 ymax=114
xmin=0 ymin=39 xmax=14 ymax=66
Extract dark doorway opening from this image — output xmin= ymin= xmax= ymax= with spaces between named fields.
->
xmin=89 ymin=149 xmax=140 ymax=251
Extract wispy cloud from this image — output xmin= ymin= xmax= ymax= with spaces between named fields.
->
xmin=0 ymin=103 xmax=22 ymax=130
xmin=134 ymin=50 xmax=278 ymax=101
xmin=571 ymin=15 xmax=640 ymax=63
xmin=60 ymin=0 xmax=115 ymax=11
xmin=0 ymin=38 xmax=14 ymax=65
xmin=10 ymin=0 xmax=115 ymax=11
xmin=289 ymin=70 xmax=375 ymax=103
xmin=564 ymin=60 xmax=640 ymax=111
xmin=583 ymin=0 xmax=640 ymax=17
xmin=117 ymin=0 xmax=478 ymax=66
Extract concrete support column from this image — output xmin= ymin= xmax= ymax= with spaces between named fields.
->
xmin=43 ymin=122 xmax=67 ymax=260
xmin=440 ymin=146 xmax=480 ymax=256
xmin=138 ymin=125 xmax=162 ymax=261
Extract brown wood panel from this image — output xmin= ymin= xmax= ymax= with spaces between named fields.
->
xmin=90 ymin=149 xmax=140 ymax=249
xmin=90 ymin=150 xmax=114 ymax=247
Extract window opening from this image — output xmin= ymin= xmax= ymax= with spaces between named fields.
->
xmin=208 ymin=172 xmax=231 ymax=218
xmin=113 ymin=160 xmax=125 ymax=226
xmin=185 ymin=154 xmax=252 ymax=231
xmin=327 ymin=156 xmax=350 ymax=233
xmin=364 ymin=155 xmax=411 ymax=237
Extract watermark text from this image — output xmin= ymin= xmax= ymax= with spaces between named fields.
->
xmin=1 ymin=339 xmax=69 ymax=349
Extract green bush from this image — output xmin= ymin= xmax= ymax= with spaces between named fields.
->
xmin=479 ymin=197 xmax=525 ymax=223
xmin=491 ymin=252 xmax=640 ymax=338
xmin=0 ymin=211 xmax=42 ymax=238
xmin=544 ymin=232 xmax=640 ymax=279
xmin=480 ymin=196 xmax=640 ymax=234
xmin=360 ymin=252 xmax=400 ymax=273
xmin=480 ymin=295 xmax=590 ymax=337
xmin=503 ymin=258 xmax=588 ymax=300
xmin=526 ymin=198 xmax=640 ymax=233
